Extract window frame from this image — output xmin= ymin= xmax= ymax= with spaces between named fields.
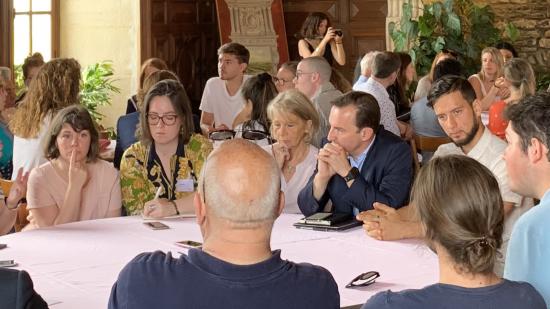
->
xmin=0 ymin=0 xmax=59 ymax=74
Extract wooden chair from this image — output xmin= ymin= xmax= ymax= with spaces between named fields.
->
xmin=410 ymin=135 xmax=451 ymax=174
xmin=0 ymin=178 xmax=29 ymax=232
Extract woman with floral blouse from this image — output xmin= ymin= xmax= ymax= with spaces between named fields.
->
xmin=120 ymin=80 xmax=212 ymax=217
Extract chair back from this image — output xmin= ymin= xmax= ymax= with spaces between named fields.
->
xmin=410 ymin=135 xmax=451 ymax=174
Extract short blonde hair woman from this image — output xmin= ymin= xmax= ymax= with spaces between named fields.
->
xmin=468 ymin=47 xmax=508 ymax=112
xmin=264 ymin=89 xmax=319 ymax=213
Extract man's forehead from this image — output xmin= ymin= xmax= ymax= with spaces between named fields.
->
xmin=297 ymin=62 xmax=309 ymax=71
xmin=219 ymin=53 xmax=238 ymax=61
xmin=433 ymin=91 xmax=471 ymax=112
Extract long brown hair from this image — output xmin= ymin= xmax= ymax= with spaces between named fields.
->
xmin=10 ymin=58 xmax=81 ymax=138
xmin=299 ymin=12 xmax=330 ymax=39
xmin=412 ymin=155 xmax=504 ymax=275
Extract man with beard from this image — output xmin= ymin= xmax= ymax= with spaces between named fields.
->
xmin=357 ymin=75 xmax=531 ymax=275
xmin=199 ymin=43 xmax=250 ymax=135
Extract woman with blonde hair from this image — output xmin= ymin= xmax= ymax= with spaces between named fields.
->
xmin=488 ymin=58 xmax=536 ymax=139
xmin=9 ymin=58 xmax=81 ymax=180
xmin=265 ymin=89 xmax=320 ymax=213
xmin=468 ymin=47 xmax=509 ymax=116
xmin=363 ymin=155 xmax=545 ymax=309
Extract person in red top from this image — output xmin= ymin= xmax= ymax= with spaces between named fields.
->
xmin=488 ymin=58 xmax=536 ymax=139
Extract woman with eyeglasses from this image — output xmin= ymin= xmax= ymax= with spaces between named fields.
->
xmin=414 ymin=49 xmax=457 ymax=101
xmin=273 ymin=61 xmax=298 ymax=93
xmin=120 ymin=80 xmax=212 ymax=217
xmin=231 ymin=73 xmax=278 ymax=146
xmin=25 ymin=105 xmax=121 ymax=229
xmin=362 ymin=155 xmax=545 ymax=309
xmin=265 ymin=90 xmax=320 ymax=213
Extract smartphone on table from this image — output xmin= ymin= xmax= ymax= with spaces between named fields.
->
xmin=143 ymin=221 xmax=169 ymax=230
xmin=175 ymin=240 xmax=202 ymax=249
xmin=0 ymin=259 xmax=17 ymax=267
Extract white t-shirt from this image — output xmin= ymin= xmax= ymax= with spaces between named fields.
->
xmin=199 ymin=76 xmax=250 ymax=129
xmin=12 ymin=117 xmax=51 ymax=180
xmin=434 ymin=127 xmax=533 ymax=275
xmin=263 ymin=144 xmax=318 ymax=214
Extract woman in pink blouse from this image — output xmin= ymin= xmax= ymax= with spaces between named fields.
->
xmin=26 ymin=105 xmax=121 ymax=229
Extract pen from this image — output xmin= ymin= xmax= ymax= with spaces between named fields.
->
xmin=154 ymin=186 xmax=162 ymax=200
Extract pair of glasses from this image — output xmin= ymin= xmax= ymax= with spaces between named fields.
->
xmin=272 ymin=76 xmax=293 ymax=85
xmin=345 ymin=271 xmax=380 ymax=288
xmin=208 ymin=129 xmax=273 ymax=143
xmin=147 ymin=113 xmax=178 ymax=126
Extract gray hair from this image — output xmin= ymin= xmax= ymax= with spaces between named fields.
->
xmin=360 ymin=51 xmax=380 ymax=76
xmin=200 ymin=139 xmax=281 ymax=228
xmin=299 ymin=56 xmax=332 ymax=83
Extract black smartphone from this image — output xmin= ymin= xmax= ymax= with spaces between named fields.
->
xmin=143 ymin=221 xmax=169 ymax=230
xmin=0 ymin=244 xmax=7 ymax=250
xmin=175 ymin=240 xmax=203 ymax=249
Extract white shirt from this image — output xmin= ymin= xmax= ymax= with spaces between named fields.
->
xmin=199 ymin=75 xmax=250 ymax=129
xmin=434 ymin=127 xmax=533 ymax=275
xmin=12 ymin=117 xmax=51 ymax=179
xmin=264 ymin=144 xmax=318 ymax=214
xmin=361 ymin=78 xmax=400 ymax=136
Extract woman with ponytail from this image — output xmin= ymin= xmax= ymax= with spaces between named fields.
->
xmin=488 ymin=58 xmax=536 ymax=139
xmin=232 ymin=72 xmax=278 ymax=146
xmin=362 ymin=155 xmax=545 ymax=309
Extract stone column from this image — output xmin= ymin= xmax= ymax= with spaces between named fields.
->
xmin=385 ymin=0 xmax=423 ymax=51
xmin=225 ymin=0 xmax=279 ymax=73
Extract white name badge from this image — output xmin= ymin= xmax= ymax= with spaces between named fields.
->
xmin=176 ymin=178 xmax=195 ymax=192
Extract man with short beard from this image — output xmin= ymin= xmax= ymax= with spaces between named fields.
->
xmin=357 ymin=75 xmax=532 ymax=275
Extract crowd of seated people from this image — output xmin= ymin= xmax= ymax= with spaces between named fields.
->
xmin=1 ymin=26 xmax=550 ymax=308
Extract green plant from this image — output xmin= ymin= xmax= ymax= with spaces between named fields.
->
xmin=13 ymin=64 xmax=25 ymax=96
xmin=80 ymin=61 xmax=120 ymax=124
xmin=536 ymin=71 xmax=550 ymax=92
xmin=389 ymin=0 xmax=517 ymax=77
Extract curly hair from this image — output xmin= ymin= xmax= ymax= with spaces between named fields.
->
xmin=10 ymin=58 xmax=81 ymax=138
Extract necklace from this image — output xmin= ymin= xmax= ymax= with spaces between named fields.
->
xmin=283 ymin=144 xmax=308 ymax=175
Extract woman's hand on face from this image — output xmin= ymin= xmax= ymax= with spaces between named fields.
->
xmin=142 ymin=198 xmax=176 ymax=218
xmin=6 ymin=168 xmax=29 ymax=209
xmin=68 ymin=150 xmax=88 ymax=188
xmin=272 ymin=142 xmax=290 ymax=170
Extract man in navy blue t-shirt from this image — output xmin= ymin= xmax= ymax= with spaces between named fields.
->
xmin=108 ymin=139 xmax=340 ymax=309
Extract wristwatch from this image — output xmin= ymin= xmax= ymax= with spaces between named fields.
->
xmin=343 ymin=167 xmax=360 ymax=182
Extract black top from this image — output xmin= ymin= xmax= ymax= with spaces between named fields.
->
xmin=305 ymin=40 xmax=334 ymax=65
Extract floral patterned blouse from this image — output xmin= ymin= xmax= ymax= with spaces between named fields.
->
xmin=120 ymin=134 xmax=212 ymax=215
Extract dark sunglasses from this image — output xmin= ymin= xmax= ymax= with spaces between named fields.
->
xmin=208 ymin=129 xmax=273 ymax=143
xmin=345 ymin=271 xmax=380 ymax=288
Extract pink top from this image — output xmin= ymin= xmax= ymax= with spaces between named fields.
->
xmin=488 ymin=100 xmax=508 ymax=140
xmin=27 ymin=160 xmax=121 ymax=223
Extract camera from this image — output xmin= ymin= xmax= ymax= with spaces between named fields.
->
xmin=334 ymin=29 xmax=343 ymax=37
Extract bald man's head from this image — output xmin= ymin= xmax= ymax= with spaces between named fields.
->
xmin=200 ymin=139 xmax=281 ymax=228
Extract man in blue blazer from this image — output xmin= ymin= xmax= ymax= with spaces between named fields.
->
xmin=298 ymin=91 xmax=412 ymax=216
xmin=0 ymin=268 xmax=48 ymax=309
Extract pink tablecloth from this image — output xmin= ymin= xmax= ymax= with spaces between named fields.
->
xmin=0 ymin=214 xmax=438 ymax=308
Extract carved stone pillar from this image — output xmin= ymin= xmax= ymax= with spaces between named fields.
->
xmin=385 ymin=0 xmax=423 ymax=51
xmin=225 ymin=0 xmax=279 ymax=73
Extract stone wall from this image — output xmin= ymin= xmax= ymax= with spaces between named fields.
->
xmin=476 ymin=0 xmax=549 ymax=71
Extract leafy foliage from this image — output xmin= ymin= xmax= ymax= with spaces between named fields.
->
xmin=389 ymin=0 xmax=517 ymax=77
xmin=536 ymin=71 xmax=550 ymax=92
xmin=13 ymin=65 xmax=25 ymax=96
xmin=79 ymin=61 xmax=120 ymax=123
